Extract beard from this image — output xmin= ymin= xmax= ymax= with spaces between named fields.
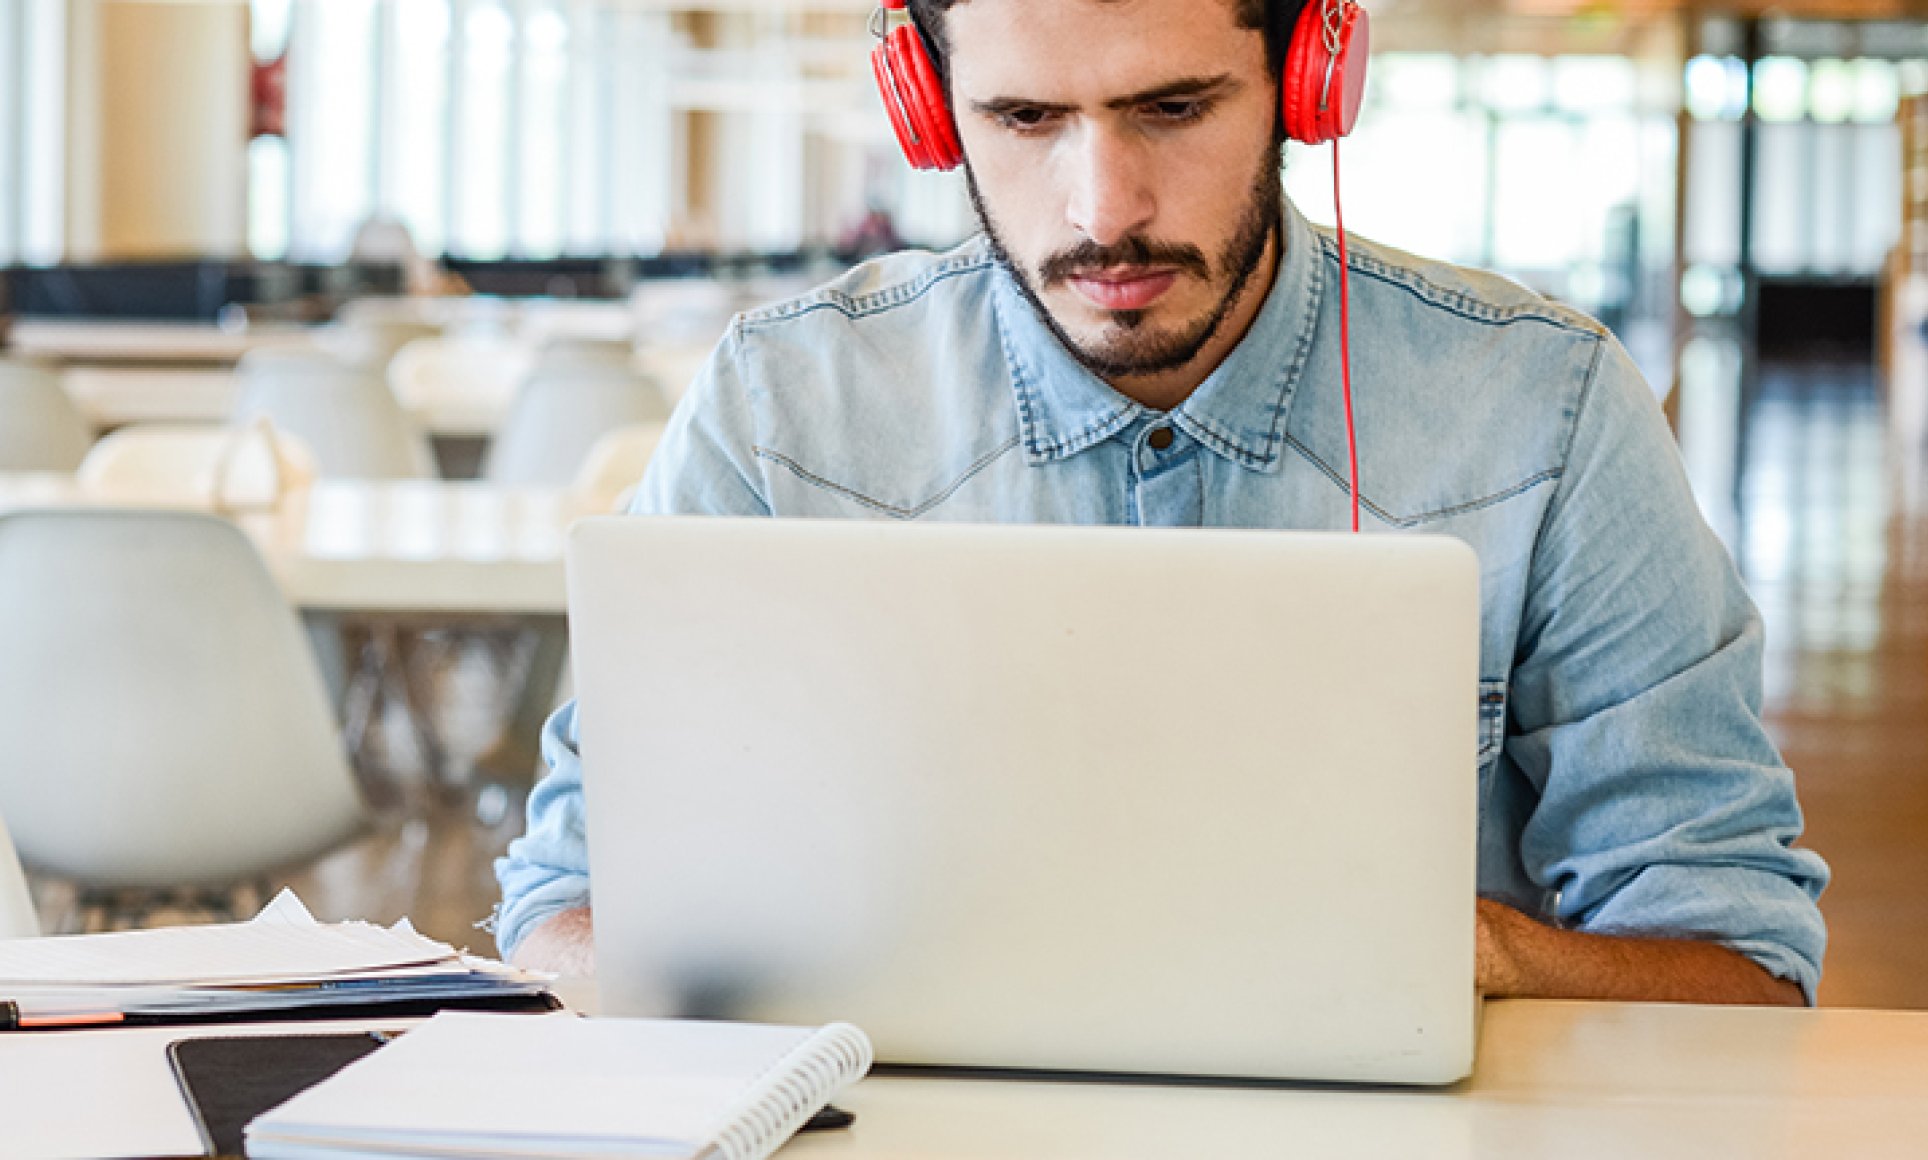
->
xmin=969 ymin=143 xmax=1284 ymax=382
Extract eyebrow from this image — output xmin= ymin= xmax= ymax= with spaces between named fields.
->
xmin=969 ymin=73 xmax=1240 ymax=118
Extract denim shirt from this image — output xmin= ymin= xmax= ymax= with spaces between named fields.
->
xmin=496 ymin=201 xmax=1829 ymax=999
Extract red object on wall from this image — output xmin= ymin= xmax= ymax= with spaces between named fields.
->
xmin=251 ymin=53 xmax=287 ymax=139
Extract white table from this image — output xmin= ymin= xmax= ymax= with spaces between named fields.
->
xmin=8 ymin=320 xmax=303 ymax=365
xmin=16 ymin=320 xmax=713 ymax=439
xmin=0 ymin=475 xmax=585 ymax=615
xmin=794 ymin=1001 xmax=1928 ymax=1159
xmin=11 ymin=320 xmax=509 ymax=439
xmin=285 ymin=481 xmax=583 ymax=614
xmin=5 ymin=1001 xmax=1925 ymax=1159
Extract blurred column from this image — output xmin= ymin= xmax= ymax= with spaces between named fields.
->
xmin=63 ymin=0 xmax=250 ymax=260
xmin=1736 ymin=18 xmax=1763 ymax=394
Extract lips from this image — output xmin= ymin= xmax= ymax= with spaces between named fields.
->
xmin=1067 ymin=269 xmax=1179 ymax=312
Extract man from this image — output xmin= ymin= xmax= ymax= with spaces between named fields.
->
xmin=496 ymin=0 xmax=1828 ymax=1004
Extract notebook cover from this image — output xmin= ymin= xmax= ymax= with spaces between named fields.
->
xmin=169 ymin=1033 xmax=389 ymax=1158
xmin=172 ymin=1026 xmax=854 ymax=1158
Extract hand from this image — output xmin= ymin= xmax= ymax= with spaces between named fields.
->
xmin=1473 ymin=896 xmax=1804 ymax=1006
xmin=1476 ymin=897 xmax=1532 ymax=997
xmin=510 ymin=907 xmax=597 ymax=976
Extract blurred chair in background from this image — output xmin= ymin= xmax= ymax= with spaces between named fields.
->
xmin=471 ymin=419 xmax=668 ymax=801
xmin=0 ymin=809 xmax=39 ymax=939
xmin=232 ymin=348 xmax=436 ymax=479
xmin=76 ymin=420 xmax=316 ymax=511
xmin=515 ymin=300 xmax=634 ymax=346
xmin=470 ymin=346 xmax=669 ymax=788
xmin=231 ymin=352 xmax=443 ymax=792
xmin=573 ymin=422 xmax=667 ymax=513
xmin=483 ymin=340 xmax=670 ymax=485
xmin=630 ymin=280 xmax=735 ymax=348
xmin=317 ymin=316 xmax=443 ymax=375
xmin=0 ymin=509 xmax=370 ymax=930
xmin=387 ymin=333 xmax=538 ymax=448
xmin=74 ymin=423 xmax=360 ymax=776
xmin=0 ymin=359 xmax=94 ymax=471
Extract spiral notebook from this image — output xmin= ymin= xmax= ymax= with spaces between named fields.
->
xmin=245 ymin=1011 xmax=874 ymax=1160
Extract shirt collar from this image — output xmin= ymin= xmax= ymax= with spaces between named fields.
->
xmin=995 ymin=200 xmax=1325 ymax=473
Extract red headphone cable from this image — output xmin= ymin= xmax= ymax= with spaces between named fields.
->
xmin=1332 ymin=138 xmax=1361 ymax=534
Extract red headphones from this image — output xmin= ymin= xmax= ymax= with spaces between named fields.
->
xmin=872 ymin=0 xmax=1372 ymax=171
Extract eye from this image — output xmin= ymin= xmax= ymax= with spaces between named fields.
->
xmin=1146 ymin=99 xmax=1209 ymax=124
xmin=994 ymin=106 xmax=1060 ymax=134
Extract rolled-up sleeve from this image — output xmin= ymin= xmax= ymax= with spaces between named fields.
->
xmin=492 ymin=701 xmax=592 ymax=956
xmin=492 ymin=326 xmax=771 ymax=958
xmin=1506 ymin=336 xmax=1830 ymax=1001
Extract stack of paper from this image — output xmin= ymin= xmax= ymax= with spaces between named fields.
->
xmin=0 ymin=891 xmax=553 ymax=1029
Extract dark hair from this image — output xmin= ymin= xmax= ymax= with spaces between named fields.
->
xmin=905 ymin=0 xmax=1308 ymax=88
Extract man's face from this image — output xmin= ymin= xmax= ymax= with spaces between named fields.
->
xmin=946 ymin=0 xmax=1283 ymax=383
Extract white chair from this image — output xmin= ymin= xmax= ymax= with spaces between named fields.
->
xmin=573 ymin=422 xmax=667 ymax=513
xmin=515 ymin=299 xmax=635 ymax=345
xmin=233 ymin=349 xmax=436 ymax=479
xmin=483 ymin=342 xmax=672 ymax=485
xmin=0 ymin=810 xmax=39 ymax=939
xmin=76 ymin=421 xmax=316 ymax=510
xmin=629 ymin=279 xmax=738 ymax=351
xmin=0 ymin=509 xmax=369 ymax=903
xmin=387 ymin=334 xmax=537 ymax=436
xmin=316 ymin=317 xmax=443 ymax=374
xmin=0 ymin=359 xmax=93 ymax=471
xmin=472 ymin=421 xmax=666 ymax=790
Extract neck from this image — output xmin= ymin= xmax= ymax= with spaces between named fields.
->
xmin=1105 ymin=226 xmax=1282 ymax=413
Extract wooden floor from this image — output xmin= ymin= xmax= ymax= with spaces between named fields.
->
xmin=27 ymin=353 xmax=1928 ymax=1009
xmin=1739 ymin=360 xmax=1928 ymax=1010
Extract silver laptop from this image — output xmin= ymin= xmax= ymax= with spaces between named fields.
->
xmin=569 ymin=517 xmax=1480 ymax=1085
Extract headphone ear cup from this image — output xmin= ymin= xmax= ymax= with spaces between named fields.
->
xmin=873 ymin=39 xmax=934 ymax=170
xmin=873 ymin=23 xmax=963 ymax=171
xmin=1281 ymin=1 xmax=1371 ymax=146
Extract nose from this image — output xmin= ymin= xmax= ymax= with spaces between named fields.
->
xmin=1063 ymin=121 xmax=1155 ymax=249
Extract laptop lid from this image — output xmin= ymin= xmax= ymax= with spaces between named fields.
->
xmin=571 ymin=517 xmax=1479 ymax=1084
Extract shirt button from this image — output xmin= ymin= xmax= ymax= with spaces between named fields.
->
xmin=1148 ymin=426 xmax=1175 ymax=451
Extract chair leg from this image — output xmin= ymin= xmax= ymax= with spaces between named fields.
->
xmin=339 ymin=622 xmax=405 ymax=808
xmin=387 ymin=627 xmax=453 ymax=790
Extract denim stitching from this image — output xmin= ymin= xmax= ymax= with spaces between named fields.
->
xmin=1268 ymin=230 xmax=1326 ymax=453
xmin=753 ymin=435 xmax=1021 ymax=520
xmin=728 ymin=318 xmax=778 ymax=516
xmin=1525 ymin=334 xmax=1609 ymax=553
xmin=1477 ymin=679 xmax=1508 ymax=830
xmin=994 ymin=281 xmax=1142 ymax=461
xmin=1318 ymin=233 xmax=1604 ymax=337
xmin=1042 ymin=407 xmax=1140 ymax=460
xmin=1281 ymin=432 xmax=1561 ymax=528
xmin=1001 ymin=310 xmax=1045 ymax=457
xmin=741 ymin=251 xmax=996 ymax=331
xmin=1175 ymin=229 xmax=1323 ymax=472
xmin=1178 ymin=412 xmax=1272 ymax=470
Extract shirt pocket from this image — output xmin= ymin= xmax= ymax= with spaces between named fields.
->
xmin=1477 ymin=678 xmax=1508 ymax=767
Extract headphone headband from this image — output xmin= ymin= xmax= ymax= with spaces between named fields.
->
xmin=871 ymin=0 xmax=1370 ymax=171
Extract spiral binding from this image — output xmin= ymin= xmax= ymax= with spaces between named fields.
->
xmin=707 ymin=1022 xmax=874 ymax=1160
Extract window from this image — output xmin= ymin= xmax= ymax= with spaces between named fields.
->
xmin=266 ymin=0 xmax=929 ymax=262
xmin=1285 ymin=51 xmax=1676 ymax=330
xmin=1687 ymin=19 xmax=1916 ymax=281
xmin=0 ymin=0 xmax=66 ymax=267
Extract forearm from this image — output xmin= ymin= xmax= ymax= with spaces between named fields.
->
xmin=1477 ymin=898 xmax=1804 ymax=1006
xmin=510 ymin=907 xmax=597 ymax=976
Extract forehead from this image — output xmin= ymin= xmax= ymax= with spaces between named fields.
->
xmin=943 ymin=0 xmax=1266 ymax=99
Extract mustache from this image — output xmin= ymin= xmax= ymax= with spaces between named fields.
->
xmin=1038 ymin=236 xmax=1210 ymax=287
